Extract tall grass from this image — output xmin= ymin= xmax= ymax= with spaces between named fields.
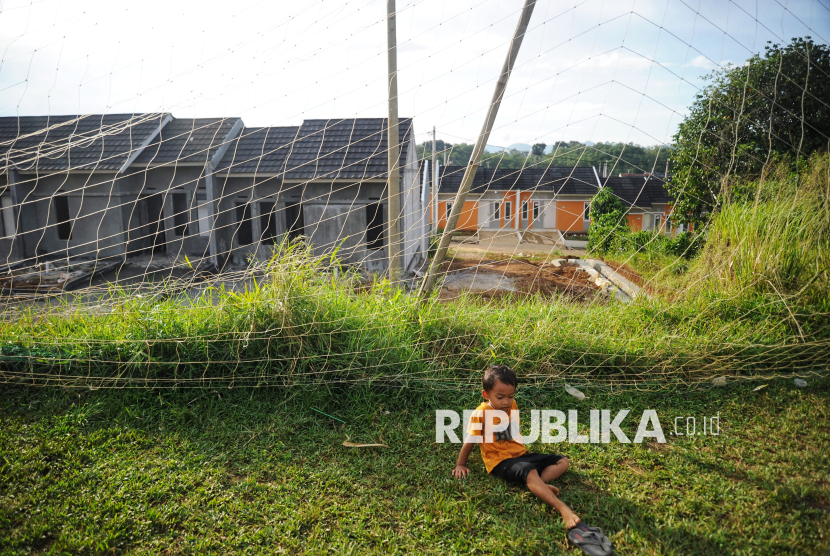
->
xmin=1 ymin=236 xmax=828 ymax=390
xmin=698 ymin=153 xmax=830 ymax=305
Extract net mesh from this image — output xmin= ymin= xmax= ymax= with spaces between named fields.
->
xmin=1 ymin=0 xmax=828 ymax=391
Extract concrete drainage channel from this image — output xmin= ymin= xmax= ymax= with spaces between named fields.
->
xmin=551 ymin=258 xmax=644 ymax=303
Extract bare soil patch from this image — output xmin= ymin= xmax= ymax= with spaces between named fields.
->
xmin=439 ymin=257 xmax=601 ymax=301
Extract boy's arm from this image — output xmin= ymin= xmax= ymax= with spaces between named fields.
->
xmin=452 ymin=442 xmax=475 ymax=479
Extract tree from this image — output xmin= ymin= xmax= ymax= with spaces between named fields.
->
xmin=669 ymin=37 xmax=830 ymax=226
xmin=531 ymin=143 xmax=546 ymax=156
xmin=587 ymin=186 xmax=630 ymax=254
xmin=417 ymin=139 xmax=671 ymax=173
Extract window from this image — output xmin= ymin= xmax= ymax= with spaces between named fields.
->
xmin=504 ymin=201 xmax=512 ymax=221
xmin=235 ymin=202 xmax=253 ymax=246
xmin=172 ymin=192 xmax=190 ymax=236
xmin=366 ymin=202 xmax=384 ymax=250
xmin=532 ymin=201 xmax=540 ymax=222
xmin=583 ymin=202 xmax=591 ymax=221
xmin=445 ymin=201 xmax=453 ymax=219
xmin=54 ymin=195 xmax=72 ymax=240
xmin=654 ymin=214 xmax=662 ymax=231
xmin=492 ymin=201 xmax=501 ymax=221
xmin=521 ymin=200 xmax=529 ymax=222
xmin=259 ymin=202 xmax=278 ymax=243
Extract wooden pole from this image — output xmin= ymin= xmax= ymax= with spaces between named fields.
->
xmin=386 ymin=0 xmax=402 ymax=280
xmin=419 ymin=0 xmax=536 ymax=298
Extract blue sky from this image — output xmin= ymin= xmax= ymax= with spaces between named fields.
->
xmin=1 ymin=0 xmax=828 ymax=148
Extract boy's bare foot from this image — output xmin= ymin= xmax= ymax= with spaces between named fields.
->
xmin=547 ymin=484 xmax=560 ymax=496
xmin=561 ymin=507 xmax=580 ymax=530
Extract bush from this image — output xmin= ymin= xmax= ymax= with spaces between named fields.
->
xmin=587 ymin=187 xmax=630 ymax=254
xmin=603 ymin=228 xmax=704 ymax=261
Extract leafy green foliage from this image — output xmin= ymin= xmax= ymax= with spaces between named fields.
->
xmin=587 ymin=187 xmax=630 ymax=254
xmin=669 ymin=37 xmax=830 ymax=225
xmin=612 ymin=230 xmax=704 ymax=259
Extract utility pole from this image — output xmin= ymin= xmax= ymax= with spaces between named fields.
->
xmin=419 ymin=0 xmax=536 ymax=298
xmin=432 ymin=126 xmax=437 ymax=232
xmin=386 ymin=0 xmax=402 ymax=281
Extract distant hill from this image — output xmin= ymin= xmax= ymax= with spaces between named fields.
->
xmin=507 ymin=143 xmax=532 ymax=152
xmin=484 ymin=145 xmax=506 ymax=153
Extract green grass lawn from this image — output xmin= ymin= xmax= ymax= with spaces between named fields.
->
xmin=1 ymin=378 xmax=828 ymax=555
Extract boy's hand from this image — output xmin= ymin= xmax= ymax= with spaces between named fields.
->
xmin=452 ymin=464 xmax=470 ymax=479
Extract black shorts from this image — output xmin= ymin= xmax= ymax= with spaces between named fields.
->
xmin=490 ymin=452 xmax=566 ymax=486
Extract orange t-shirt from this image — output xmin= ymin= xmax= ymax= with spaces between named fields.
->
xmin=467 ymin=399 xmax=528 ymax=473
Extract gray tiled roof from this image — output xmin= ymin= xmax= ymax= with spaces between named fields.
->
xmin=437 ymin=166 xmax=600 ymax=195
xmin=284 ymin=118 xmax=413 ymax=180
xmin=215 ymin=126 xmax=299 ymax=174
xmin=0 ymin=113 xmax=168 ymax=172
xmin=133 ymin=117 xmax=241 ymax=165
xmin=601 ymin=175 xmax=673 ymax=208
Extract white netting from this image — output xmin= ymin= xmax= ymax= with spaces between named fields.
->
xmin=1 ymin=0 xmax=828 ymax=390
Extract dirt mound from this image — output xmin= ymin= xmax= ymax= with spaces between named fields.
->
xmin=440 ymin=258 xmax=601 ymax=301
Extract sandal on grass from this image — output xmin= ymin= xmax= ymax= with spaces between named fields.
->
xmin=567 ymin=522 xmax=613 ymax=556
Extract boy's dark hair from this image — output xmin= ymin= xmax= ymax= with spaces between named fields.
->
xmin=483 ymin=364 xmax=518 ymax=391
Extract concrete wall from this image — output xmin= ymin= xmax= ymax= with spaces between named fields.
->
xmin=0 ymin=178 xmax=17 ymax=264
xmin=400 ymin=136 xmax=426 ymax=272
xmin=216 ymin=175 xmax=289 ymax=263
xmin=296 ymin=181 xmax=388 ymax=272
xmin=10 ymin=171 xmax=129 ymax=261
xmin=216 ymin=178 xmax=393 ymax=271
xmin=127 ymin=166 xmax=212 ymax=261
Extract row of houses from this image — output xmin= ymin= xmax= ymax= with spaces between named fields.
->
xmin=430 ymin=166 xmax=677 ymax=237
xmin=1 ymin=112 xmax=678 ymax=277
xmin=0 ymin=114 xmax=426 ymax=273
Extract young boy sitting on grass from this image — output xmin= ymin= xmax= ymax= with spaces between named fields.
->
xmin=451 ymin=364 xmax=612 ymax=556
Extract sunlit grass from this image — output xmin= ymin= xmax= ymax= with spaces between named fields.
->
xmin=1 ymin=378 xmax=828 ymax=554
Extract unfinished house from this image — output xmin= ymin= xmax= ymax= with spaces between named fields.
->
xmin=213 ymin=126 xmax=300 ymax=265
xmin=1 ymin=114 xmax=427 ymax=284
xmin=127 ymin=117 xmax=243 ymax=264
xmin=217 ymin=118 xmax=426 ymax=273
xmin=0 ymin=113 xmax=171 ymax=267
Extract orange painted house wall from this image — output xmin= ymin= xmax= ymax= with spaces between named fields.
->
xmin=556 ymin=201 xmax=586 ymax=233
xmin=627 ymin=214 xmax=643 ymax=231
xmin=439 ymin=200 xmax=478 ymax=231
